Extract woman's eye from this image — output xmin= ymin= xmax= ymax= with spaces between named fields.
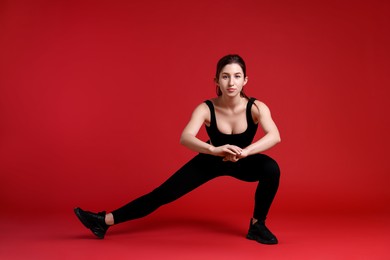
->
xmin=222 ymin=75 xmax=228 ymax=79
xmin=235 ymin=75 xmax=241 ymax=78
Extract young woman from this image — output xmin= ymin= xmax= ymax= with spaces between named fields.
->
xmin=74 ymin=54 xmax=281 ymax=245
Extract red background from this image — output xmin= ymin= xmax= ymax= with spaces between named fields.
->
xmin=1 ymin=0 xmax=389 ymax=220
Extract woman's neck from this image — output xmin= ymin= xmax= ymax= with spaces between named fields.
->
xmin=218 ymin=95 xmax=245 ymax=111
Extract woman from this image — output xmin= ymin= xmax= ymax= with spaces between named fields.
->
xmin=74 ymin=54 xmax=281 ymax=245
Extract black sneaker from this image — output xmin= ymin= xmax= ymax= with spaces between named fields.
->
xmin=246 ymin=219 xmax=278 ymax=244
xmin=74 ymin=207 xmax=109 ymax=239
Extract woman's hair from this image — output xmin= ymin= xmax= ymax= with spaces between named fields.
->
xmin=215 ymin=54 xmax=249 ymax=99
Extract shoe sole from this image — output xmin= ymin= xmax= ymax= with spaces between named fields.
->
xmin=246 ymin=234 xmax=278 ymax=245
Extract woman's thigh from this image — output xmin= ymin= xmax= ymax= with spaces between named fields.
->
xmin=150 ymin=154 xmax=225 ymax=201
xmin=228 ymin=154 xmax=280 ymax=182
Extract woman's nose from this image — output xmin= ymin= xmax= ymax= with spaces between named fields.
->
xmin=229 ymin=78 xmax=234 ymax=86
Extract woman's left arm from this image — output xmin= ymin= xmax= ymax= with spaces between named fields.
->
xmin=239 ymin=100 xmax=281 ymax=158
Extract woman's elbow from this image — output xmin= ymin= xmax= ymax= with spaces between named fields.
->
xmin=180 ymin=133 xmax=190 ymax=146
xmin=179 ymin=135 xmax=186 ymax=145
xmin=275 ymin=134 xmax=281 ymax=144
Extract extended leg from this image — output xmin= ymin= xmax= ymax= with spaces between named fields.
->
xmin=111 ymin=154 xmax=221 ymax=224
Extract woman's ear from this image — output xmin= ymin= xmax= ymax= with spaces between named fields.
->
xmin=244 ymin=76 xmax=248 ymax=86
xmin=214 ymin=77 xmax=219 ymax=85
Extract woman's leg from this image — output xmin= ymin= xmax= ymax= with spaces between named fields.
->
xmin=111 ymin=154 xmax=222 ymax=224
xmin=231 ymin=154 xmax=280 ymax=221
xmin=74 ymin=154 xmax=223 ymax=238
xmin=228 ymin=154 xmax=280 ymax=244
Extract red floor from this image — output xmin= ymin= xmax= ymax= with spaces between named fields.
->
xmin=1 ymin=211 xmax=389 ymax=260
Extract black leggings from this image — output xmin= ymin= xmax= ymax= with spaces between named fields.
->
xmin=112 ymin=153 xmax=280 ymax=224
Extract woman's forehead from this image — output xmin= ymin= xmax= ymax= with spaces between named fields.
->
xmin=221 ymin=63 xmax=244 ymax=73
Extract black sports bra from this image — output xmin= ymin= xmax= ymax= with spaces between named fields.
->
xmin=204 ymin=98 xmax=258 ymax=148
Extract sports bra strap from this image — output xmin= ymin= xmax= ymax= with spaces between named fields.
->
xmin=246 ymin=97 xmax=257 ymax=125
xmin=204 ymin=100 xmax=216 ymax=127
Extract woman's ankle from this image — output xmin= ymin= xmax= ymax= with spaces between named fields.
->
xmin=105 ymin=213 xmax=115 ymax=225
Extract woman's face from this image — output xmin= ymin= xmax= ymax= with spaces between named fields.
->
xmin=216 ymin=63 xmax=248 ymax=97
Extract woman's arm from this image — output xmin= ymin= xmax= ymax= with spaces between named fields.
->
xmin=180 ymin=103 xmax=243 ymax=157
xmin=239 ymin=100 xmax=281 ymax=158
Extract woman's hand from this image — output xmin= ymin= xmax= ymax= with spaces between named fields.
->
xmin=210 ymin=144 xmax=243 ymax=157
xmin=222 ymin=148 xmax=249 ymax=162
xmin=222 ymin=154 xmax=239 ymax=162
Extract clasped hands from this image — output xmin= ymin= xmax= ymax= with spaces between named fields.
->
xmin=213 ymin=144 xmax=248 ymax=163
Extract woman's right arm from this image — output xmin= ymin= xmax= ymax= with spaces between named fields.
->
xmin=180 ymin=103 xmax=242 ymax=157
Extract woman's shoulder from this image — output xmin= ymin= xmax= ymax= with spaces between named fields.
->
xmin=256 ymin=100 xmax=268 ymax=108
xmin=250 ymin=98 xmax=272 ymax=121
xmin=250 ymin=98 xmax=267 ymax=108
xmin=248 ymin=97 xmax=266 ymax=110
xmin=192 ymin=101 xmax=210 ymax=115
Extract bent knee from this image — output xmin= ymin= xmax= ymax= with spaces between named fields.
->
xmin=266 ymin=158 xmax=280 ymax=179
xmin=253 ymin=154 xmax=280 ymax=179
